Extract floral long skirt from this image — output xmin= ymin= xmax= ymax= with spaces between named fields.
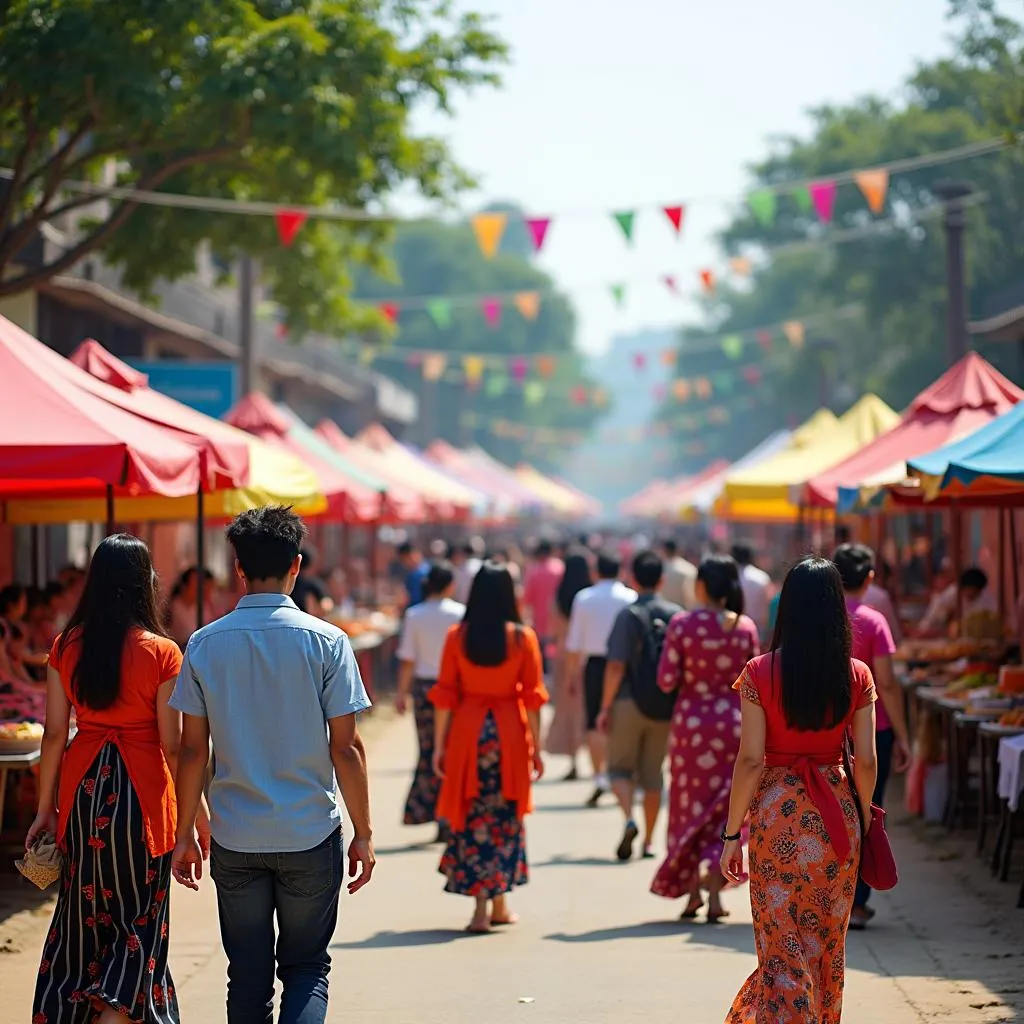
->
xmin=403 ymin=676 xmax=440 ymax=826
xmin=439 ymin=712 xmax=528 ymax=898
xmin=33 ymin=743 xmax=178 ymax=1024
xmin=726 ymin=765 xmax=860 ymax=1024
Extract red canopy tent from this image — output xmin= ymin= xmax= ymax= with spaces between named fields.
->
xmin=0 ymin=315 xmax=200 ymax=501
xmin=803 ymin=353 xmax=1024 ymax=508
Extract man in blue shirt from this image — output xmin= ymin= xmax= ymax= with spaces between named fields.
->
xmin=398 ymin=540 xmax=430 ymax=608
xmin=171 ymin=506 xmax=374 ymax=1024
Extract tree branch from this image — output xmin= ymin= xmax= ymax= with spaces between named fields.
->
xmin=0 ymin=100 xmax=40 ymax=238
xmin=0 ymin=143 xmax=237 ymax=299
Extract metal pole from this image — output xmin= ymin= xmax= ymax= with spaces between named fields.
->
xmin=239 ymin=254 xmax=259 ymax=396
xmin=105 ymin=485 xmax=115 ymax=536
xmin=196 ymin=485 xmax=206 ymax=634
xmin=934 ymin=181 xmax=973 ymax=366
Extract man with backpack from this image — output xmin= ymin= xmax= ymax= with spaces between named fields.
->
xmin=596 ymin=549 xmax=681 ymax=861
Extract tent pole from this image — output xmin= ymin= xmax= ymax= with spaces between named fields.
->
xmin=105 ymin=485 xmax=115 ymax=536
xmin=1010 ymin=510 xmax=1020 ymax=609
xmin=998 ymin=508 xmax=1007 ymax=627
xmin=196 ymin=486 xmax=206 ymax=634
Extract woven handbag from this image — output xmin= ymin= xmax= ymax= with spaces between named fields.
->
xmin=15 ymin=832 xmax=64 ymax=891
xmin=843 ymin=740 xmax=898 ymax=891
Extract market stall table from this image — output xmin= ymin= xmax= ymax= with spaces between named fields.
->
xmin=0 ymin=747 xmax=40 ymax=843
xmin=978 ymin=722 xmax=1024 ymax=856
xmin=993 ymin=733 xmax=1024 ymax=904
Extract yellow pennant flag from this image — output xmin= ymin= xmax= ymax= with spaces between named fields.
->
xmin=470 ymin=212 xmax=508 ymax=259
xmin=729 ymin=256 xmax=752 ymax=277
xmin=422 ymin=353 xmax=447 ymax=381
xmin=462 ymin=355 xmax=485 ymax=386
xmin=783 ymin=320 xmax=806 ymax=349
xmin=514 ymin=290 xmax=541 ymax=320
xmin=358 ymin=346 xmax=376 ymax=365
xmin=854 ymin=169 xmax=889 ymax=215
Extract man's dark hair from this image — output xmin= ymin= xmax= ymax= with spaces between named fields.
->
xmin=832 ymin=543 xmax=875 ymax=592
xmin=535 ymin=539 xmax=553 ymax=559
xmin=299 ymin=547 xmax=316 ymax=571
xmin=227 ymin=506 xmax=307 ymax=581
xmin=959 ymin=567 xmax=988 ymax=591
xmin=731 ymin=543 xmax=753 ymax=566
xmin=397 ymin=541 xmax=417 ymax=558
xmin=834 ymin=525 xmax=852 ymax=545
xmin=424 ymin=560 xmax=455 ymax=598
xmin=596 ymin=550 xmax=622 ymax=580
xmin=632 ymin=549 xmax=663 ymax=590
xmin=662 ymin=538 xmax=678 ymax=556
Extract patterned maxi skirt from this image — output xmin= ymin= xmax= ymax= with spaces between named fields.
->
xmin=403 ymin=676 xmax=440 ymax=826
xmin=726 ymin=765 xmax=860 ymax=1024
xmin=439 ymin=712 xmax=528 ymax=897
xmin=33 ymin=743 xmax=178 ymax=1024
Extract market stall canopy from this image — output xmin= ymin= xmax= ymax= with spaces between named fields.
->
xmin=804 ymin=353 xmax=1023 ymax=509
xmin=619 ymin=479 xmax=673 ymax=518
xmin=462 ymin=446 xmax=551 ymax=509
xmin=551 ymin=477 xmax=603 ymax=519
xmin=650 ymin=461 xmax=729 ymax=518
xmin=0 ymin=315 xmax=200 ymax=501
xmin=424 ymin=440 xmax=541 ymax=515
xmin=720 ymin=399 xmax=899 ymax=522
xmin=683 ymin=432 xmax=792 ymax=517
xmin=514 ymin=463 xmax=590 ymax=516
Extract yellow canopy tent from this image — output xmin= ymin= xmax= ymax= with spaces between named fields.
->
xmin=717 ymin=397 xmax=900 ymax=522
xmin=514 ymin=464 xmax=586 ymax=515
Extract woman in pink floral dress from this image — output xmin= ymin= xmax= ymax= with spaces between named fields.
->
xmin=651 ymin=555 xmax=759 ymax=921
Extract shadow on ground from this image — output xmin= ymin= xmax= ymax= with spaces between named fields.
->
xmin=332 ymin=928 xmax=475 ymax=949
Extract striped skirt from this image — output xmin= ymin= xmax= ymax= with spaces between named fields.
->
xmin=33 ymin=742 xmax=179 ymax=1024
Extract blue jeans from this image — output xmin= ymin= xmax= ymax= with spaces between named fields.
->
xmin=855 ymin=728 xmax=894 ymax=909
xmin=211 ymin=828 xmax=343 ymax=1024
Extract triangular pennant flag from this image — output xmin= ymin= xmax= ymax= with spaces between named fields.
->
xmin=793 ymin=185 xmax=813 ymax=213
xmin=743 ymin=365 xmax=762 ymax=385
xmin=610 ymin=283 xmax=627 ymax=308
xmin=570 ymin=385 xmax=589 ymax=406
xmin=721 ymin=334 xmax=744 ymax=360
xmin=695 ymin=377 xmax=712 ymax=399
xmin=652 ymin=383 xmax=667 ymax=401
xmin=660 ymin=349 xmax=678 ymax=368
xmin=514 ymin=291 xmax=541 ymax=320
xmin=425 ymin=298 xmax=452 ymax=329
xmin=463 ymin=355 xmax=485 ymax=387
xmin=525 ymin=217 xmax=551 ymax=253
xmin=485 ymin=374 xmax=508 ymax=397
xmin=612 ymin=210 xmax=635 ymax=244
xmin=535 ymin=355 xmax=556 ymax=378
xmin=699 ymin=269 xmax=716 ymax=294
xmin=470 ymin=211 xmax=507 ymax=258
xmin=747 ymin=189 xmax=777 ymax=227
xmin=422 ymin=353 xmax=447 ymax=381
xmin=672 ymin=378 xmax=691 ymax=402
xmin=755 ymin=329 xmax=773 ymax=352
xmin=729 ymin=256 xmax=752 ymax=277
xmin=274 ymin=322 xmax=289 ymax=341
xmin=808 ymin=181 xmax=837 ymax=224
xmin=663 ymin=275 xmax=680 ymax=296
xmin=379 ymin=302 xmax=400 ymax=325
xmin=712 ymin=372 xmax=734 ymax=394
xmin=783 ymin=320 xmax=806 ymax=349
xmin=633 ymin=352 xmax=647 ymax=371
xmin=592 ymin=388 xmax=608 ymax=408
xmin=509 ymin=356 xmax=529 ymax=382
xmin=275 ymin=209 xmax=307 ymax=247
xmin=404 ymin=352 xmax=423 ymax=369
xmin=663 ymin=205 xmax=685 ymax=236
xmin=854 ymin=168 xmax=889 ymax=215
xmin=481 ymin=297 xmax=502 ymax=328
xmin=524 ymin=380 xmax=546 ymax=406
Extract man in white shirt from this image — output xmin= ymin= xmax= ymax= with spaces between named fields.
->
xmin=564 ymin=550 xmax=637 ymax=808
xmin=448 ymin=538 xmax=484 ymax=605
xmin=395 ymin=561 xmax=465 ymax=841
xmin=660 ymin=539 xmax=696 ymax=610
xmin=732 ymin=543 xmax=772 ymax=636
xmin=918 ymin=566 xmax=998 ymax=636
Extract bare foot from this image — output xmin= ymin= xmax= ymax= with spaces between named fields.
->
xmin=681 ymin=892 xmax=705 ymax=919
xmin=490 ymin=894 xmax=518 ymax=925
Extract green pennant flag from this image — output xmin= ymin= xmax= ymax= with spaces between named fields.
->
xmin=524 ymin=381 xmax=546 ymax=406
xmin=426 ymin=298 xmax=452 ymax=329
xmin=612 ymin=211 xmax=635 ymax=244
xmin=721 ymin=334 xmax=744 ymax=360
xmin=610 ymin=283 xmax=627 ymax=308
xmin=793 ymin=185 xmax=813 ymax=213
xmin=748 ymin=189 xmax=777 ymax=227
xmin=485 ymin=374 xmax=508 ymax=397
xmin=713 ymin=371 xmax=735 ymax=393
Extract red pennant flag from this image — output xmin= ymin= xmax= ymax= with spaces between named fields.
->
xmin=663 ymin=205 xmax=685 ymax=235
xmin=571 ymin=385 xmax=589 ymax=406
xmin=275 ymin=209 xmax=307 ymax=247
xmin=755 ymin=329 xmax=773 ymax=352
xmin=743 ymin=366 xmax=762 ymax=385
xmin=379 ymin=302 xmax=400 ymax=325
xmin=663 ymin=275 xmax=680 ymax=296
xmin=525 ymin=217 xmax=551 ymax=253
xmin=274 ymin=322 xmax=289 ymax=341
xmin=699 ymin=268 xmax=716 ymax=294
xmin=633 ymin=352 xmax=647 ymax=371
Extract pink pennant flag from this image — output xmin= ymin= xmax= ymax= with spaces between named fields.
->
xmin=379 ymin=302 xmax=400 ymax=325
xmin=652 ymin=383 xmax=667 ymax=401
xmin=510 ymin=356 xmax=529 ymax=382
xmin=663 ymin=275 xmax=680 ymax=296
xmin=275 ymin=209 xmax=307 ymax=247
xmin=808 ymin=181 xmax=837 ymax=224
xmin=275 ymin=322 xmax=289 ymax=341
xmin=633 ymin=352 xmax=647 ymax=371
xmin=743 ymin=366 xmax=762 ymax=385
xmin=663 ymin=205 xmax=685 ymax=236
xmin=571 ymin=385 xmax=588 ymax=406
xmin=525 ymin=217 xmax=551 ymax=253
xmin=755 ymin=329 xmax=773 ymax=353
xmin=481 ymin=297 xmax=502 ymax=328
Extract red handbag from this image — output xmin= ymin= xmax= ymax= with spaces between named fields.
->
xmin=843 ymin=739 xmax=898 ymax=891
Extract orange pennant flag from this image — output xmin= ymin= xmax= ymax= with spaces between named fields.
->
xmin=422 ymin=353 xmax=447 ymax=381
xmin=783 ymin=320 xmax=806 ymax=349
xmin=514 ymin=291 xmax=541 ymax=320
xmin=535 ymin=355 xmax=557 ymax=378
xmin=660 ymin=349 xmax=678 ymax=368
xmin=699 ymin=268 xmax=716 ymax=294
xmin=729 ymin=256 xmax=752 ymax=277
xmin=854 ymin=168 xmax=889 ymax=215
xmin=695 ymin=377 xmax=712 ymax=399
xmin=470 ymin=212 xmax=508 ymax=259
xmin=672 ymin=378 xmax=691 ymax=402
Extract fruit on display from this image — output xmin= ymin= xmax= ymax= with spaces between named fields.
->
xmin=998 ymin=708 xmax=1024 ymax=727
xmin=945 ymin=672 xmax=999 ymax=696
xmin=0 ymin=721 xmax=43 ymax=740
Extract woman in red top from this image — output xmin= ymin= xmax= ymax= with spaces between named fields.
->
xmin=721 ymin=558 xmax=878 ymax=1024
xmin=431 ymin=562 xmax=548 ymax=934
xmin=27 ymin=535 xmax=210 ymax=1024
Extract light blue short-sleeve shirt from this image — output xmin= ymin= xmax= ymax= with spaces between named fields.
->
xmin=170 ymin=593 xmax=371 ymax=853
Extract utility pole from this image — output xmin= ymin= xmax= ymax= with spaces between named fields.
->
xmin=934 ymin=180 xmax=973 ymax=367
xmin=812 ymin=336 xmax=837 ymax=409
xmin=238 ymin=254 xmax=259 ymax=395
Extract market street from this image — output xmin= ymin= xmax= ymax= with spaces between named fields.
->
xmin=2 ymin=710 xmax=1022 ymax=1024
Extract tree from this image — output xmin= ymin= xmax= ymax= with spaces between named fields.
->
xmin=0 ymin=0 xmax=506 ymax=334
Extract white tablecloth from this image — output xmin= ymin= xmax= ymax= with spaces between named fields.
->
xmin=997 ymin=733 xmax=1024 ymax=812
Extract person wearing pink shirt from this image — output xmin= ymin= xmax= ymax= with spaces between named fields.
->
xmin=834 ymin=544 xmax=911 ymax=930
xmin=522 ymin=540 xmax=564 ymax=672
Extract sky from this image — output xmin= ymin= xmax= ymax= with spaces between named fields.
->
xmin=409 ymin=0 xmax=980 ymax=357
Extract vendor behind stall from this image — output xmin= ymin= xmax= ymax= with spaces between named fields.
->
xmin=917 ymin=567 xmax=998 ymax=638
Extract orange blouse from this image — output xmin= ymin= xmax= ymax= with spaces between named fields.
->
xmin=50 ymin=630 xmax=182 ymax=857
xmin=429 ymin=623 xmax=549 ymax=831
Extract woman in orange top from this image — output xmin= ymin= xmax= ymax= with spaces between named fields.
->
xmin=26 ymin=535 xmax=210 ymax=1024
xmin=431 ymin=562 xmax=548 ymax=934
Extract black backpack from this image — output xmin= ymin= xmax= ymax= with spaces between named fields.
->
xmin=627 ymin=603 xmax=677 ymax=721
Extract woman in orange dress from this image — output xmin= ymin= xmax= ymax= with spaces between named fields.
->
xmin=26 ymin=535 xmax=211 ymax=1024
xmin=431 ymin=562 xmax=548 ymax=934
xmin=721 ymin=558 xmax=878 ymax=1023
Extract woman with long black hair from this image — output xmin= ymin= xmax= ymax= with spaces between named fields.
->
xmin=721 ymin=558 xmax=878 ymax=1023
xmin=430 ymin=562 xmax=548 ymax=933
xmin=27 ymin=535 xmax=210 ymax=1024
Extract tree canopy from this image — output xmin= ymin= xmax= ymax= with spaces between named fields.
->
xmin=0 ymin=0 xmax=505 ymax=334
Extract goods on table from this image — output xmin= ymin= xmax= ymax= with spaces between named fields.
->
xmin=998 ymin=666 xmax=1024 ymax=695
xmin=998 ymin=709 xmax=1024 ymax=727
xmin=0 ymin=720 xmax=44 ymax=753
xmin=945 ymin=672 xmax=999 ymax=696
xmin=896 ymin=639 xmax=983 ymax=663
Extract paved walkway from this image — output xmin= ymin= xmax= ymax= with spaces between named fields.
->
xmin=2 ymin=712 xmax=1023 ymax=1022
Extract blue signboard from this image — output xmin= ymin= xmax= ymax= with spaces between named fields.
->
xmin=129 ymin=361 xmax=238 ymax=420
